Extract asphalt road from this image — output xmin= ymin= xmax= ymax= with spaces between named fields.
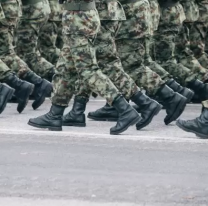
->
xmin=0 ymin=99 xmax=208 ymax=206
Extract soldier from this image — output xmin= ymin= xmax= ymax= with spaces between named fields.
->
xmin=176 ymin=100 xmax=208 ymax=138
xmin=38 ymin=0 xmax=63 ymax=65
xmin=152 ymin=0 xmax=208 ymax=101
xmin=15 ymin=0 xmax=55 ymax=81
xmin=0 ymin=0 xmax=53 ymax=110
xmin=87 ymin=0 xmax=191 ymax=125
xmin=175 ymin=0 xmax=208 ymax=84
xmin=27 ymin=0 xmax=144 ymax=135
xmin=188 ymin=0 xmax=208 ymax=69
xmin=61 ymin=0 xmax=164 ymax=130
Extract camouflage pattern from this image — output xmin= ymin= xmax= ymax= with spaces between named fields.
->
xmin=114 ymin=0 xmax=165 ymax=95
xmin=38 ymin=0 xmax=63 ymax=65
xmin=94 ymin=20 xmax=139 ymax=100
xmin=51 ymin=8 xmax=120 ymax=106
xmin=149 ymin=0 xmax=160 ymax=33
xmin=188 ymin=0 xmax=208 ymax=69
xmin=145 ymin=0 xmax=171 ymax=82
xmin=0 ymin=3 xmax=5 ymax=19
xmin=0 ymin=60 xmax=11 ymax=81
xmin=0 ymin=0 xmax=34 ymax=79
xmin=97 ymin=0 xmax=126 ymax=20
xmin=153 ymin=1 xmax=208 ymax=85
xmin=174 ymin=0 xmax=208 ymax=82
xmin=15 ymin=0 xmax=55 ymax=79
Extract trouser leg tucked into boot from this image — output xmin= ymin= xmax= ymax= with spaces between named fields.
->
xmin=110 ymin=95 xmax=142 ymax=135
xmin=5 ymin=73 xmax=34 ymax=113
xmin=187 ymin=80 xmax=208 ymax=101
xmin=166 ymin=79 xmax=194 ymax=103
xmin=176 ymin=107 xmax=208 ymax=139
xmin=28 ymin=104 xmax=65 ymax=131
xmin=24 ymin=72 xmax=53 ymax=110
xmin=0 ymin=84 xmax=15 ymax=114
xmin=131 ymin=91 xmax=162 ymax=130
xmin=62 ymin=96 xmax=89 ymax=127
xmin=156 ymin=85 xmax=187 ymax=125
xmin=87 ymin=103 xmax=118 ymax=121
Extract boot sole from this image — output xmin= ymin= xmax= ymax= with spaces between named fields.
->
xmin=87 ymin=114 xmax=118 ymax=122
xmin=164 ymin=98 xmax=187 ymax=125
xmin=110 ymin=116 xmax=141 ymax=135
xmin=136 ymin=104 xmax=162 ymax=130
xmin=62 ymin=122 xmax=86 ymax=127
xmin=17 ymin=84 xmax=34 ymax=113
xmin=28 ymin=120 xmax=62 ymax=131
xmin=0 ymin=89 xmax=15 ymax=114
xmin=176 ymin=121 xmax=208 ymax=139
xmin=32 ymin=84 xmax=53 ymax=110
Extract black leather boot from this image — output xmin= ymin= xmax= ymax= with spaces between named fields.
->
xmin=62 ymin=96 xmax=89 ymax=127
xmin=0 ymin=84 xmax=15 ymax=114
xmin=28 ymin=104 xmax=65 ymax=131
xmin=110 ymin=96 xmax=142 ymax=135
xmin=166 ymin=79 xmax=194 ymax=103
xmin=24 ymin=72 xmax=53 ymax=110
xmin=176 ymin=107 xmax=208 ymax=139
xmin=131 ymin=91 xmax=162 ymax=130
xmin=187 ymin=79 xmax=208 ymax=101
xmin=5 ymin=74 xmax=34 ymax=113
xmin=156 ymin=85 xmax=187 ymax=125
xmin=87 ymin=103 xmax=118 ymax=121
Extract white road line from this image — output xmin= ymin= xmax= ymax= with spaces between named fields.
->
xmin=0 ymin=128 xmax=208 ymax=144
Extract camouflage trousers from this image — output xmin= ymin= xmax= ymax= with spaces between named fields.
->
xmin=175 ymin=22 xmax=208 ymax=82
xmin=15 ymin=0 xmax=54 ymax=80
xmin=0 ymin=59 xmax=11 ymax=82
xmin=93 ymin=20 xmax=139 ymax=100
xmin=188 ymin=21 xmax=208 ymax=70
xmin=153 ymin=29 xmax=207 ymax=85
xmin=115 ymin=0 xmax=165 ymax=95
xmin=0 ymin=1 xmax=34 ymax=79
xmin=38 ymin=20 xmax=62 ymax=65
xmin=51 ymin=9 xmax=120 ymax=106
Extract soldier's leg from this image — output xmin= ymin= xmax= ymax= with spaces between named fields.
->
xmin=189 ymin=21 xmax=208 ymax=69
xmin=38 ymin=21 xmax=60 ymax=65
xmin=69 ymin=20 xmax=162 ymax=129
xmin=28 ymin=8 xmax=141 ymax=135
xmin=115 ymin=0 xmax=188 ymax=125
xmin=38 ymin=0 xmax=62 ymax=65
xmin=15 ymin=0 xmax=55 ymax=81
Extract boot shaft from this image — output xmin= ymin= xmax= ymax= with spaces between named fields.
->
xmin=71 ymin=96 xmax=89 ymax=115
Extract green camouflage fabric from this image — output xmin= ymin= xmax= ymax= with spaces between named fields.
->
xmin=114 ymin=0 xmax=165 ymax=95
xmin=0 ymin=59 xmax=11 ymax=81
xmin=97 ymin=0 xmax=126 ymax=20
xmin=174 ymin=0 xmax=208 ymax=82
xmin=149 ymin=0 xmax=160 ymax=33
xmin=116 ymin=0 xmax=152 ymax=40
xmin=94 ymin=20 xmax=139 ymax=100
xmin=38 ymin=0 xmax=63 ymax=65
xmin=144 ymin=0 xmax=171 ymax=81
xmin=15 ymin=0 xmax=55 ymax=79
xmin=51 ymin=8 xmax=120 ymax=106
xmin=0 ymin=3 xmax=5 ymax=19
xmin=188 ymin=0 xmax=208 ymax=69
xmin=181 ymin=0 xmax=199 ymax=22
xmin=153 ymin=2 xmax=207 ymax=85
xmin=0 ymin=0 xmax=34 ymax=78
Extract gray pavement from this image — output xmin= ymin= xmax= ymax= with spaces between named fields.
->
xmin=0 ymin=99 xmax=208 ymax=206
